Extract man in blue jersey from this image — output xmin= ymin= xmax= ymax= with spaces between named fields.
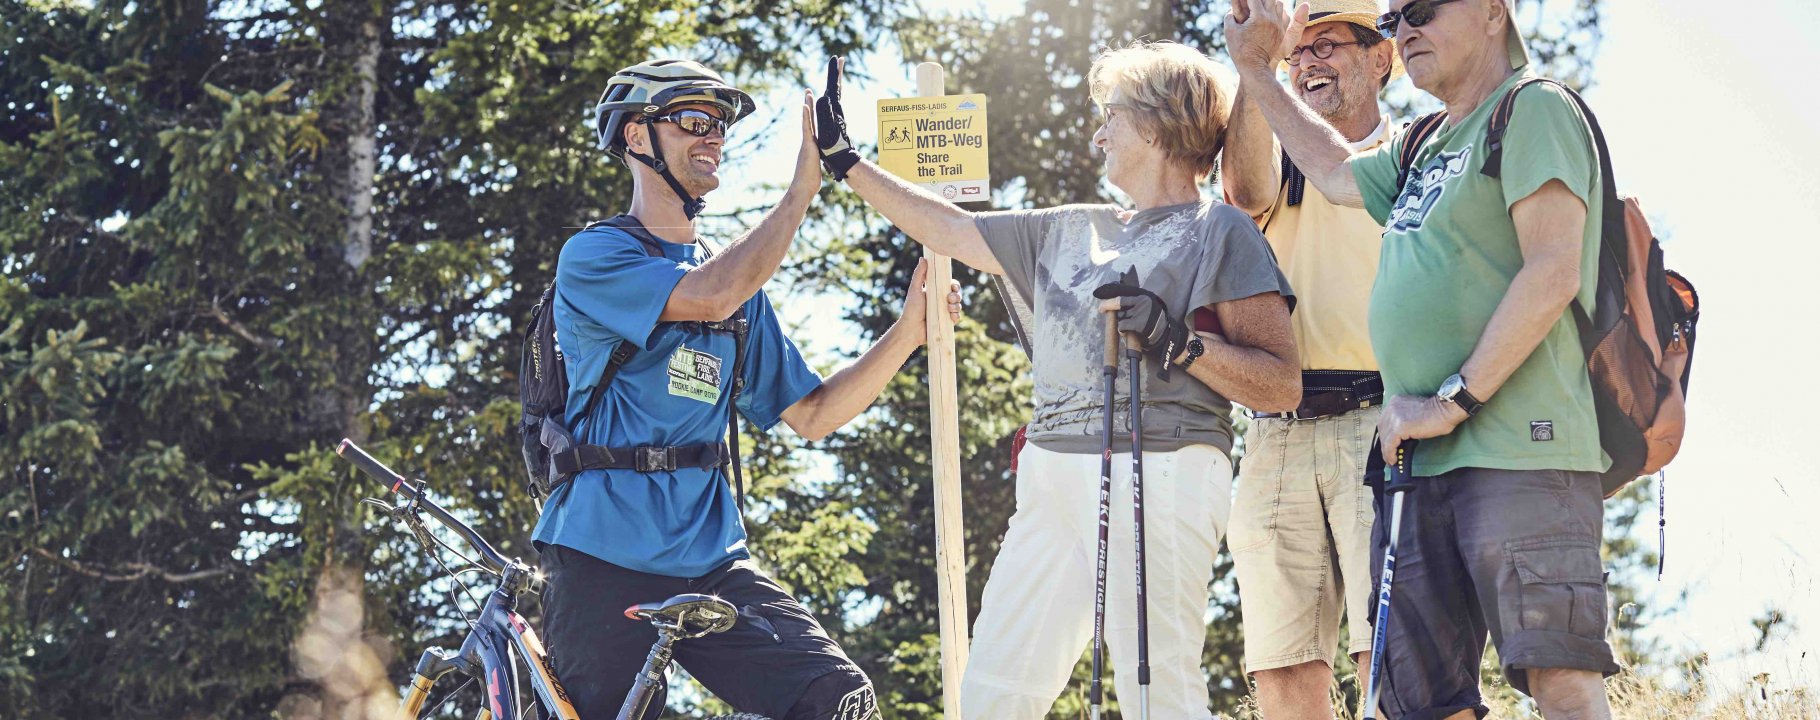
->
xmin=535 ymin=59 xmax=961 ymax=720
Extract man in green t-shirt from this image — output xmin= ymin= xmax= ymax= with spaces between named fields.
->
xmin=1225 ymin=0 xmax=1620 ymax=717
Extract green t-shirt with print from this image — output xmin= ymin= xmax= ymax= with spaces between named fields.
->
xmin=1351 ymin=70 xmax=1610 ymax=477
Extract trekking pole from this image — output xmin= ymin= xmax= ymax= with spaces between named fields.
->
xmin=1120 ymin=329 xmax=1152 ymax=720
xmin=1363 ymin=439 xmax=1417 ymax=720
xmin=1090 ymin=309 xmax=1118 ymax=720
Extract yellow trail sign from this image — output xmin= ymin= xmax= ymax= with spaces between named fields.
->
xmin=876 ymin=94 xmax=990 ymax=201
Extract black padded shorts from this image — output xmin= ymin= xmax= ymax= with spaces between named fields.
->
xmin=539 ymin=545 xmax=875 ymax=719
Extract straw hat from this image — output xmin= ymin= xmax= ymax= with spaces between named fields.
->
xmin=1297 ymin=0 xmax=1406 ymax=84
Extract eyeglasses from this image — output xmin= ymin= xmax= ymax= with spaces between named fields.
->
xmin=1285 ymin=37 xmax=1368 ymax=66
xmin=647 ymin=109 xmax=728 ymax=138
xmin=1099 ymin=102 xmax=1128 ymax=124
xmin=1376 ymin=0 xmax=1465 ymax=38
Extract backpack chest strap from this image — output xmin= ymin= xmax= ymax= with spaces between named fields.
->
xmin=552 ymin=441 xmax=733 ymax=476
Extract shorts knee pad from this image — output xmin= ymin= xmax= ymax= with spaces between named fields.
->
xmin=786 ymin=667 xmax=878 ymax=720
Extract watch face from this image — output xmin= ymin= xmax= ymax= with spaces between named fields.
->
xmin=1438 ymin=374 xmax=1463 ymax=399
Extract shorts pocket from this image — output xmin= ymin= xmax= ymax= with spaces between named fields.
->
xmin=1228 ymin=424 xmax=1283 ymax=554
xmin=739 ymin=605 xmax=784 ymax=644
xmin=1508 ymin=538 xmax=1607 ymax=639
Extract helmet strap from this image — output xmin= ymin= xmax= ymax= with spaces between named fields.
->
xmin=626 ymin=118 xmax=708 ymax=219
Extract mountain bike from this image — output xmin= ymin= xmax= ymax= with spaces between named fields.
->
xmin=336 ymin=438 xmax=769 ymax=720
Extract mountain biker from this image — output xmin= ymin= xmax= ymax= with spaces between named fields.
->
xmin=535 ymin=59 xmax=960 ymax=720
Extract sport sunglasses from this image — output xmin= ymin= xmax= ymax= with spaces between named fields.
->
xmin=649 ymin=109 xmax=729 ymax=138
xmin=1376 ymin=0 xmax=1465 ymax=37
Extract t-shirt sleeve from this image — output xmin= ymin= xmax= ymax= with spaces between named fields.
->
xmin=735 ymin=291 xmax=823 ymax=432
xmin=555 ymin=228 xmax=689 ymax=348
xmin=1351 ymin=133 xmax=1404 ymax=226
xmin=973 ymin=206 xmax=1064 ymax=290
xmin=1193 ymin=205 xmax=1298 ymax=313
xmin=1498 ymin=83 xmax=1597 ymax=212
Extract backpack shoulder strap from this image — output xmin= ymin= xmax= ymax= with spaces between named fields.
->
xmin=589 ymin=214 xmax=670 ymax=258
xmin=1395 ymin=111 xmax=1448 ymax=192
xmin=1281 ymin=148 xmax=1307 ymax=207
xmin=1479 ymin=77 xmax=1631 ymax=339
xmin=1480 ymin=76 xmax=1556 ymax=179
xmin=571 ymin=214 xmax=670 ymax=422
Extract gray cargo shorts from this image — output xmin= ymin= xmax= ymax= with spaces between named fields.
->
xmin=1369 ymin=466 xmax=1622 ymax=719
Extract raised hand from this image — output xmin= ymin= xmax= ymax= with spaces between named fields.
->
xmin=813 ymin=56 xmax=861 ymax=179
xmin=1225 ymin=0 xmax=1309 ymax=75
xmin=793 ymin=89 xmax=823 ymax=196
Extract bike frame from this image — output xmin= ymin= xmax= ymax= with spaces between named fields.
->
xmin=337 ymin=440 xmax=579 ymax=720
xmin=395 ymin=564 xmax=580 ymax=720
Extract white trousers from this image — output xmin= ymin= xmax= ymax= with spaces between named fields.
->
xmin=961 ymin=443 xmax=1233 ymax=720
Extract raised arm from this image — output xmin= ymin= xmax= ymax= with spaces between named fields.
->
xmin=663 ymin=93 xmax=823 ymax=322
xmin=811 ymin=58 xmax=1002 ymax=275
xmin=1224 ymin=0 xmax=1364 ymax=208
xmin=1222 ymin=82 xmax=1284 ymax=218
xmin=781 ymin=259 xmax=965 ymax=440
xmin=844 ymin=161 xmax=1002 ymax=274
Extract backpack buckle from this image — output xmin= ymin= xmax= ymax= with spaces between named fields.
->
xmin=635 ymin=446 xmax=677 ymax=473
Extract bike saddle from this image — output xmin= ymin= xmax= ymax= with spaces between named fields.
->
xmin=624 ymin=593 xmax=738 ymax=639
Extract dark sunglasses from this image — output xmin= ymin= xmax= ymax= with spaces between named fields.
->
xmin=1376 ymin=0 xmax=1465 ymax=38
xmin=1286 ymin=37 xmax=1368 ymax=66
xmin=648 ymin=109 xmax=728 ymax=138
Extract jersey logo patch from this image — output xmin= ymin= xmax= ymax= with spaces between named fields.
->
xmin=1531 ymin=420 xmax=1554 ymax=442
xmin=667 ymin=346 xmax=724 ymax=404
xmin=835 ymin=684 xmax=879 ymax=719
xmin=1387 ymin=145 xmax=1473 ymax=234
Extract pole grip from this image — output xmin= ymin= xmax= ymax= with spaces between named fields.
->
xmin=1103 ymin=311 xmax=1120 ymax=368
xmin=1386 ymin=439 xmax=1418 ymax=493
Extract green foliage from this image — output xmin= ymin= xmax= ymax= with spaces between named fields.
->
xmin=1 ymin=0 xmax=1610 ymax=717
xmin=0 ymin=0 xmax=895 ymax=716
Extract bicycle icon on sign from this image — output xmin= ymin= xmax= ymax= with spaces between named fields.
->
xmin=882 ymin=123 xmax=913 ymax=148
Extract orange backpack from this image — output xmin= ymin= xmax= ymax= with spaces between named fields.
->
xmin=1399 ymin=78 xmax=1702 ymax=497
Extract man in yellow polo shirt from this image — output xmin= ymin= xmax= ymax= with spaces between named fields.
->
xmin=1220 ymin=2 xmax=1401 ymax=718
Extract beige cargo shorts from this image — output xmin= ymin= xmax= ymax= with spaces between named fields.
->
xmin=1229 ymin=404 xmax=1381 ymax=673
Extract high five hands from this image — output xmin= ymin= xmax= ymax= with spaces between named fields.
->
xmin=1225 ymin=0 xmax=1310 ymax=76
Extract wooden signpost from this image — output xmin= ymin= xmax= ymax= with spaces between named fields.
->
xmin=878 ymin=62 xmax=986 ymax=720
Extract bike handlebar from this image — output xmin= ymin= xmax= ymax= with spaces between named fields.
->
xmin=336 ymin=438 xmax=511 ymax=575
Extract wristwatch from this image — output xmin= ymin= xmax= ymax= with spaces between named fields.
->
xmin=1178 ymin=335 xmax=1206 ymax=368
xmin=1437 ymin=373 xmax=1483 ymax=416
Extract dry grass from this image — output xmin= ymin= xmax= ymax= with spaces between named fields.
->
xmin=1214 ymin=659 xmax=1820 ymax=719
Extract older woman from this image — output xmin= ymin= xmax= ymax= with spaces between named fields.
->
xmin=812 ymin=42 xmax=1300 ymax=718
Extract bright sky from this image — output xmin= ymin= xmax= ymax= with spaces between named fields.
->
xmin=711 ymin=0 xmax=1820 ymax=699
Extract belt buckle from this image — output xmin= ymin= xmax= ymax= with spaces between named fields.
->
xmin=635 ymin=446 xmax=676 ymax=473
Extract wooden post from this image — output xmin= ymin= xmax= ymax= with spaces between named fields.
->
xmin=917 ymin=60 xmax=969 ymax=720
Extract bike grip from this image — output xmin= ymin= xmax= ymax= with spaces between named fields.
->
xmin=336 ymin=438 xmax=409 ymax=494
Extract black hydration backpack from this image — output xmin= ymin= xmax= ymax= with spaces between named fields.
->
xmin=519 ymin=215 xmax=751 ymax=506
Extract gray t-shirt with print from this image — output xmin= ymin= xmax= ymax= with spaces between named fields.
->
xmin=977 ymin=200 xmax=1294 ymax=457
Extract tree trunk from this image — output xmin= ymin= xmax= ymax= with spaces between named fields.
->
xmin=340 ymin=7 xmax=380 ymax=271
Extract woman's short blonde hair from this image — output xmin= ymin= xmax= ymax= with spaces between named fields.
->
xmin=1088 ymin=40 xmax=1237 ymax=179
